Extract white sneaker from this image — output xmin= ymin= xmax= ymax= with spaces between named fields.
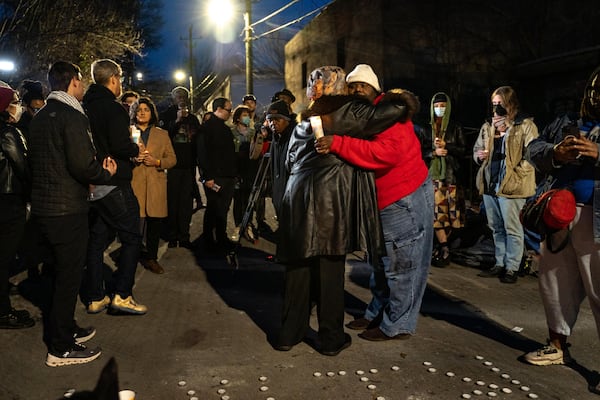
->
xmin=524 ymin=342 xmax=571 ymax=365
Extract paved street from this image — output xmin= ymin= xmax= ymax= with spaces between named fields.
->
xmin=1 ymin=204 xmax=599 ymax=400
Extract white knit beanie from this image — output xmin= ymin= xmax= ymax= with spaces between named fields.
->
xmin=346 ymin=64 xmax=381 ymax=93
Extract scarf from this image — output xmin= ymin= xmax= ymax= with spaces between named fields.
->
xmin=46 ymin=91 xmax=85 ymax=115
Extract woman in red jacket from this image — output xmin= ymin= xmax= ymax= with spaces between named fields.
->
xmin=316 ymin=88 xmax=434 ymax=341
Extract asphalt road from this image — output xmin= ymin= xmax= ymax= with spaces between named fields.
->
xmin=2 ymin=203 xmax=599 ymax=400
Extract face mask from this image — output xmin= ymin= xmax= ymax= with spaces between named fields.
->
xmin=9 ymin=105 xmax=24 ymax=123
xmin=493 ymin=104 xmax=507 ymax=117
xmin=434 ymin=107 xmax=446 ymax=117
xmin=241 ymin=116 xmax=251 ymax=126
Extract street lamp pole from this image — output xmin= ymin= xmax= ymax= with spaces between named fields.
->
xmin=243 ymin=0 xmax=253 ymax=94
xmin=188 ymin=24 xmax=195 ymax=112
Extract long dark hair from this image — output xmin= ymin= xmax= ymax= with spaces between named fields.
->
xmin=131 ymin=97 xmax=159 ymax=126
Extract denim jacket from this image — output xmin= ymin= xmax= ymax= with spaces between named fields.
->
xmin=526 ymin=114 xmax=600 ymax=243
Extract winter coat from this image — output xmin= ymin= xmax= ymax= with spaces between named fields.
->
xmin=0 ymin=121 xmax=29 ymax=198
xmin=270 ymin=121 xmax=296 ymax=216
xmin=28 ymin=98 xmax=112 ymax=217
xmin=196 ymin=114 xmax=237 ymax=181
xmin=276 ymin=95 xmax=407 ymax=263
xmin=131 ymin=126 xmax=177 ymax=218
xmin=83 ymin=84 xmax=139 ymax=186
xmin=159 ymin=105 xmax=201 ymax=170
xmin=473 ymin=115 xmax=538 ymax=198
xmin=426 ymin=120 xmax=466 ymax=185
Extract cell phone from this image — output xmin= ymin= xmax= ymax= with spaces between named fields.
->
xmin=562 ymin=125 xmax=580 ymax=139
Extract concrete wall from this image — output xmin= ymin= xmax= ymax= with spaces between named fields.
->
xmin=284 ymin=0 xmax=600 ymax=128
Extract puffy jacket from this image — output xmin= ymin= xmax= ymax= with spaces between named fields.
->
xmin=28 ymin=98 xmax=113 ymax=216
xmin=0 ymin=121 xmax=30 ymax=199
xmin=83 ymin=84 xmax=139 ymax=186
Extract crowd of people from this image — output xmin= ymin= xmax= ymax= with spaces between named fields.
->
xmin=0 ymin=58 xmax=598 ymax=395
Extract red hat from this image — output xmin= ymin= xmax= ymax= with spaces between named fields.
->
xmin=0 ymin=81 xmax=15 ymax=112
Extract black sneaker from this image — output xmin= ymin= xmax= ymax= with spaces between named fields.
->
xmin=46 ymin=343 xmax=102 ymax=367
xmin=74 ymin=326 xmax=96 ymax=344
xmin=0 ymin=310 xmax=35 ymax=329
xmin=500 ymin=270 xmax=518 ymax=284
xmin=478 ymin=265 xmax=504 ymax=278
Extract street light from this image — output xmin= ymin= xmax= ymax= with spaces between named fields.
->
xmin=174 ymin=69 xmax=194 ymax=112
xmin=0 ymin=60 xmax=15 ymax=72
xmin=206 ymin=0 xmax=254 ymax=94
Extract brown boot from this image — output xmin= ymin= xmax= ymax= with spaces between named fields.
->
xmin=140 ymin=259 xmax=164 ymax=274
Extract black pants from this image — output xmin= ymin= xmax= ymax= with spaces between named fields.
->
xmin=0 ymin=195 xmax=26 ymax=315
xmin=84 ymin=186 xmax=141 ymax=302
xmin=233 ymin=183 xmax=252 ymax=226
xmin=167 ymin=169 xmax=194 ymax=242
xmin=203 ymin=177 xmax=235 ymax=247
xmin=279 ymin=255 xmax=346 ymax=351
xmin=141 ymin=217 xmax=163 ymax=260
xmin=36 ymin=213 xmax=88 ymax=352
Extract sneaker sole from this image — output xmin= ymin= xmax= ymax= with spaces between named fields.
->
xmin=87 ymin=305 xmax=109 ymax=314
xmin=75 ymin=330 xmax=96 ymax=344
xmin=45 ymin=351 xmax=101 ymax=367
xmin=524 ymin=356 xmax=565 ymax=366
xmin=109 ymin=306 xmax=147 ymax=315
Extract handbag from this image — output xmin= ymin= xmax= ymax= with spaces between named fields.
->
xmin=520 ymin=188 xmax=576 ymax=253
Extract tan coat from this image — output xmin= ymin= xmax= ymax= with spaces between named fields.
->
xmin=132 ymin=126 xmax=177 ymax=217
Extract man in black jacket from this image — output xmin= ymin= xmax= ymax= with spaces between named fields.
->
xmin=197 ymin=97 xmax=237 ymax=252
xmin=159 ymin=86 xmax=202 ymax=248
xmin=29 ymin=61 xmax=116 ymax=366
xmin=82 ymin=59 xmax=149 ymax=314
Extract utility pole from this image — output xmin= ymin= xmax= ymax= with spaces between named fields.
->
xmin=188 ymin=24 xmax=194 ymax=112
xmin=181 ymin=24 xmax=202 ymax=112
xmin=244 ymin=0 xmax=253 ymax=95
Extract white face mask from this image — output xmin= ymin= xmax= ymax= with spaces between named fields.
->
xmin=9 ymin=105 xmax=24 ymax=123
xmin=434 ymin=107 xmax=446 ymax=118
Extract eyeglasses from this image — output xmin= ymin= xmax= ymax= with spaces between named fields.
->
xmin=224 ymin=108 xmax=232 ymax=113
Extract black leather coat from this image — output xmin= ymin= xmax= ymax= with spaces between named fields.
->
xmin=276 ymin=96 xmax=406 ymax=262
xmin=0 ymin=121 xmax=30 ymax=198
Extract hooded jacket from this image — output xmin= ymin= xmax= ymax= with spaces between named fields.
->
xmin=83 ymin=84 xmax=139 ymax=186
xmin=427 ymin=92 xmax=466 ymax=184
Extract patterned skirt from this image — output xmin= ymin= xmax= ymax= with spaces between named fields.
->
xmin=433 ymin=180 xmax=464 ymax=230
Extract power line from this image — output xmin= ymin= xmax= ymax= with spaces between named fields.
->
xmin=253 ymin=4 xmax=329 ymax=40
xmin=250 ymin=0 xmax=300 ymax=28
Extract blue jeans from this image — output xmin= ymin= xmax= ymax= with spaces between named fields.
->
xmin=368 ymin=178 xmax=434 ymax=336
xmin=83 ymin=185 xmax=141 ymax=301
xmin=482 ymin=194 xmax=526 ymax=272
